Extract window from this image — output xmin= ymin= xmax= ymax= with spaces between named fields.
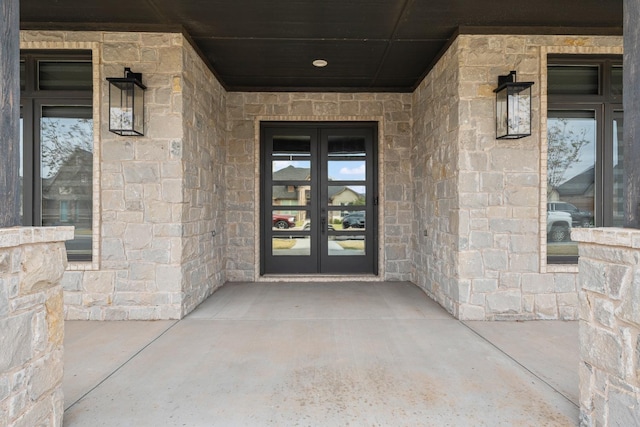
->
xmin=547 ymin=56 xmax=623 ymax=264
xmin=20 ymin=51 xmax=94 ymax=261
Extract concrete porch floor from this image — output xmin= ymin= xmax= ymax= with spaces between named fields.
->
xmin=62 ymin=282 xmax=579 ymax=426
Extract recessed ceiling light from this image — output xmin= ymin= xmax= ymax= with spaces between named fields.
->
xmin=312 ymin=59 xmax=328 ymax=68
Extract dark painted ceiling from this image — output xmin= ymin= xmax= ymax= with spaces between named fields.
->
xmin=20 ymin=0 xmax=622 ymax=92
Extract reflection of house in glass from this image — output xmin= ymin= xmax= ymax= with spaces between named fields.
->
xmin=42 ymin=148 xmax=93 ymax=258
xmin=552 ymin=166 xmax=594 ymax=211
xmin=553 ymin=164 xmax=624 ymax=226
xmin=272 ymin=165 xmax=363 ymax=222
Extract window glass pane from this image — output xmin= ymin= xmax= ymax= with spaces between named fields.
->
xmin=547 ymin=111 xmax=596 ymax=263
xmin=328 ymin=185 xmax=365 ymax=206
xmin=328 ymin=235 xmax=365 ymax=256
xmin=328 ymin=160 xmax=365 ymax=181
xmin=38 ymin=61 xmax=92 ymax=91
xmin=273 ymin=236 xmax=310 ymax=256
xmin=613 ymin=114 xmax=624 ymax=227
xmin=272 ymin=135 xmax=311 ymax=156
xmin=19 ymin=112 xmax=23 ymax=223
xmin=548 ymin=65 xmax=599 ymax=95
xmin=611 ymin=66 xmax=623 ymax=98
xmin=41 ymin=105 xmax=93 ymax=260
xmin=272 ymin=161 xmax=310 ymax=181
xmin=330 ymin=209 xmax=365 ymax=231
xmin=328 ymin=135 xmax=365 ymax=157
xmin=271 ymin=210 xmax=304 ymax=230
xmin=272 ymin=185 xmax=310 ymax=206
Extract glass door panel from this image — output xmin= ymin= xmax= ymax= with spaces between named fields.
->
xmin=272 ymin=236 xmax=311 ymax=256
xmin=328 ymin=160 xmax=366 ymax=181
xmin=328 ymin=185 xmax=366 ymax=207
xmin=320 ymin=128 xmax=375 ymax=274
xmin=328 ymin=235 xmax=366 ymax=256
xmin=263 ymin=127 xmax=317 ymax=274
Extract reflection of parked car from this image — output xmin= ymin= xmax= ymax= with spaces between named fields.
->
xmin=342 ymin=212 xmax=365 ymax=229
xmin=547 ymin=211 xmax=572 ymax=242
xmin=547 ymin=202 xmax=593 ymax=227
xmin=272 ymin=214 xmax=296 ymax=229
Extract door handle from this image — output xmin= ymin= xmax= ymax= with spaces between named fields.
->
xmin=321 ymin=217 xmax=326 ymax=235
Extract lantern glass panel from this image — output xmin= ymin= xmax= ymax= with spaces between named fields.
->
xmin=496 ymin=88 xmax=508 ymax=138
xmin=109 ymin=82 xmax=130 ymax=133
xmin=507 ymin=84 xmax=532 ymax=136
xmin=133 ymin=84 xmax=144 ymax=135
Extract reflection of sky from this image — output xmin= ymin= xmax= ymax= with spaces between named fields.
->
xmin=273 ymin=160 xmax=308 ymax=172
xmin=330 ymin=161 xmax=365 ymax=180
xmin=273 ymin=160 xmax=366 ymax=181
xmin=550 ymin=118 xmax=596 ymax=185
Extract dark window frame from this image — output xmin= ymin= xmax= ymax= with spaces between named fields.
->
xmin=547 ymin=55 xmax=623 ymax=264
xmin=20 ymin=50 xmax=94 ymax=262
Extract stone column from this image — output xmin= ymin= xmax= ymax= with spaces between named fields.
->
xmin=0 ymin=0 xmax=20 ymax=227
xmin=0 ymin=227 xmax=74 ymax=427
xmin=573 ymin=228 xmax=640 ymax=426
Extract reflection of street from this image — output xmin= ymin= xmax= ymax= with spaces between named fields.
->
xmin=291 ymin=238 xmax=343 ymax=251
xmin=273 ymin=238 xmax=365 ymax=256
xmin=547 ymin=241 xmax=579 ymax=257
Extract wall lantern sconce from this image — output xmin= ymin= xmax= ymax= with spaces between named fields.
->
xmin=107 ymin=67 xmax=146 ymax=136
xmin=493 ymin=71 xmax=534 ymax=139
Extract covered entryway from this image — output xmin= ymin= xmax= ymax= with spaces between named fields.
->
xmin=260 ymin=122 xmax=378 ymax=275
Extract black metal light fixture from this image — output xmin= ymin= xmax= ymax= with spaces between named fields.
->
xmin=107 ymin=67 xmax=146 ymax=136
xmin=493 ymin=71 xmax=534 ymax=139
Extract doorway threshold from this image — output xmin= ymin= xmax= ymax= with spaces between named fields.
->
xmin=258 ymin=274 xmax=381 ymax=283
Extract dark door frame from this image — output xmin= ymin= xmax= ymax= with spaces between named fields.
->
xmin=260 ymin=121 xmax=379 ymax=276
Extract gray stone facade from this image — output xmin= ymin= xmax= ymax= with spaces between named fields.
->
xmin=0 ymin=227 xmax=73 ymax=427
xmin=225 ymin=93 xmax=413 ymax=281
xmin=412 ymin=34 xmax=622 ymax=320
xmin=21 ymin=32 xmax=227 ymax=320
xmin=573 ymin=228 xmax=640 ymax=426
xmin=18 ymin=31 xmax=623 ymax=321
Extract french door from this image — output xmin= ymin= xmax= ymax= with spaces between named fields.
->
xmin=261 ymin=122 xmax=378 ymax=275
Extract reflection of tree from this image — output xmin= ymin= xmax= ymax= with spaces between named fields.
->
xmin=508 ymin=94 xmax=531 ymax=133
xmin=41 ymin=118 xmax=93 ymax=178
xmin=350 ymin=195 xmax=366 ymax=206
xmin=547 ymin=119 xmax=590 ymax=195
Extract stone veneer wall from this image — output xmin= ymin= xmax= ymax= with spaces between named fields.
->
xmin=573 ymin=228 xmax=640 ymax=426
xmin=180 ymin=42 xmax=227 ymax=314
xmin=0 ymin=227 xmax=73 ymax=427
xmin=412 ymin=38 xmax=462 ymax=315
xmin=225 ymin=93 xmax=413 ymax=281
xmin=21 ymin=31 xmax=227 ymax=320
xmin=412 ymin=34 xmax=623 ymax=320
